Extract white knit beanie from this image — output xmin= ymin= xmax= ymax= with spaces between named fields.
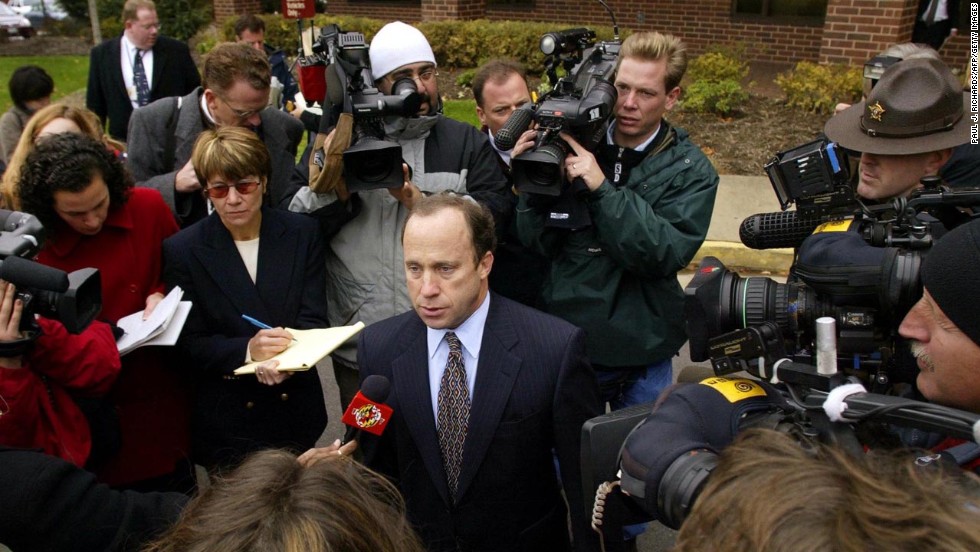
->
xmin=369 ymin=21 xmax=437 ymax=80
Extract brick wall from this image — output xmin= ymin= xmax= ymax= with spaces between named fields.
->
xmin=268 ymin=0 xmax=971 ymax=71
xmin=214 ymin=0 xmax=262 ymax=20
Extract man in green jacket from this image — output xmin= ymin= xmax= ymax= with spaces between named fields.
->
xmin=515 ymin=31 xmax=719 ymax=411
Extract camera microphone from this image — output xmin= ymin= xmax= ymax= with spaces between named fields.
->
xmin=494 ymin=106 xmax=535 ymax=151
xmin=738 ymin=211 xmax=831 ymax=250
xmin=341 ymin=375 xmax=393 ymax=444
xmin=0 ymin=255 xmax=69 ymax=292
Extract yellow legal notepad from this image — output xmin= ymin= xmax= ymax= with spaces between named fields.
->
xmin=233 ymin=321 xmax=365 ymax=375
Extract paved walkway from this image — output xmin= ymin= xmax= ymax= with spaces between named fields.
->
xmin=693 ymin=174 xmax=794 ymax=274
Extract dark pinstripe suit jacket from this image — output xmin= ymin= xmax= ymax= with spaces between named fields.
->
xmin=357 ymin=293 xmax=601 ymax=552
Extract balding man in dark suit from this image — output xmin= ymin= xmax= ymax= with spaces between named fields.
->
xmin=86 ymin=0 xmax=200 ymax=141
xmin=356 ymin=193 xmax=601 ymax=552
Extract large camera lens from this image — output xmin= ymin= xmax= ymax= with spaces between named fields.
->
xmin=512 ymin=138 xmax=571 ymax=195
xmin=686 ymin=257 xmax=835 ymax=362
xmin=344 ymin=120 xmax=405 ymax=191
xmin=523 ymin=142 xmax=566 ymax=187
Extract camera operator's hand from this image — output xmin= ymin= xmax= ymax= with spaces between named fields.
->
xmin=142 ymin=292 xmax=164 ymax=320
xmin=247 ymin=327 xmax=294 ymax=362
xmin=175 ymin=159 xmax=202 ymax=194
xmin=388 ymin=164 xmax=422 ymax=209
xmin=0 ymin=280 xmax=24 ymax=369
xmin=560 ymin=132 xmax=604 ymax=191
xmin=510 ymin=129 xmax=538 ymax=159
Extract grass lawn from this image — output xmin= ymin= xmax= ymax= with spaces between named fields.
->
xmin=0 ymin=55 xmax=89 ymax=113
xmin=442 ymin=98 xmax=478 ymax=128
xmin=0 ymin=53 xmax=479 ymax=161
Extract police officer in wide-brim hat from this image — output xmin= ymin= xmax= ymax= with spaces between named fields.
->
xmin=824 ymin=57 xmax=970 ymax=200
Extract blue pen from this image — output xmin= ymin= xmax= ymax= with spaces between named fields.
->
xmin=242 ymin=314 xmax=298 ymax=341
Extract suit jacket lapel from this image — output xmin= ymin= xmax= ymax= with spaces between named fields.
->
xmin=456 ymin=296 xmax=521 ymax=500
xmin=254 ymin=210 xmax=298 ymax=325
xmin=175 ymin=90 xmax=204 ymax=166
xmin=150 ymin=40 xmax=165 ymax=95
xmin=391 ymin=318 xmax=453 ymax=505
xmin=190 ymin=215 xmax=271 ymax=323
xmin=110 ymin=38 xmax=128 ymax=99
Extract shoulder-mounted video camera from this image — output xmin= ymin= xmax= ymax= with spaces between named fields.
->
xmin=496 ymin=22 xmax=620 ymax=229
xmin=693 ymin=137 xmax=980 ymax=392
xmin=0 ymin=210 xmax=101 ymax=356
xmin=303 ymin=24 xmax=424 ymax=192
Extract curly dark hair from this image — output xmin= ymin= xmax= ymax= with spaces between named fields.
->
xmin=18 ymin=133 xmax=132 ymax=234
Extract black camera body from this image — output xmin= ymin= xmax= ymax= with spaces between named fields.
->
xmin=310 ymin=24 xmax=424 ymax=191
xmin=0 ymin=210 xmax=101 ymax=339
xmin=710 ymin=138 xmax=980 ymax=388
xmin=496 ymin=28 xmax=619 ymax=228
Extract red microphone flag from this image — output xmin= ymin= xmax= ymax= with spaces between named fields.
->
xmin=341 ymin=391 xmax=393 ymax=436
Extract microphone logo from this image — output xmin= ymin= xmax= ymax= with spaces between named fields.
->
xmin=342 ymin=392 xmax=393 ymax=436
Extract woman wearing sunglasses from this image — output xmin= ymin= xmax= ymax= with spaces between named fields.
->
xmin=18 ymin=132 xmax=190 ymax=491
xmin=162 ymin=126 xmax=328 ymax=473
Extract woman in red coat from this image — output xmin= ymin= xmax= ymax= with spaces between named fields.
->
xmin=0 ymin=301 xmax=121 ymax=467
xmin=18 ymin=132 xmax=191 ymax=490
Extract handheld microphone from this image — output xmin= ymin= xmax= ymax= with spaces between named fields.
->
xmin=494 ymin=106 xmax=535 ymax=151
xmin=341 ymin=375 xmax=393 ymax=443
xmin=738 ymin=211 xmax=830 ymax=250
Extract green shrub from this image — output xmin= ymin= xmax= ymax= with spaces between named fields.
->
xmin=194 ymin=24 xmax=221 ymax=55
xmin=683 ymin=46 xmax=750 ymax=116
xmin=214 ymin=14 xmax=619 ymax=74
xmin=775 ymin=61 xmax=863 ymax=115
xmin=683 ymin=79 xmax=749 ymax=116
xmin=687 ymin=49 xmax=749 ymax=84
xmin=60 ymin=0 xmax=210 ymax=41
xmin=455 ymin=68 xmax=476 ymax=89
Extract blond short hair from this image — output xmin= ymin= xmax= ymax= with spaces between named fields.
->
xmin=191 ymin=126 xmax=271 ymax=187
xmin=617 ymin=31 xmax=688 ymax=91
xmin=122 ymin=0 xmax=155 ymax=22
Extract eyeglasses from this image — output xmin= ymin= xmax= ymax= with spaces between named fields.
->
xmin=387 ymin=67 xmax=438 ymax=85
xmin=218 ymin=95 xmax=264 ymax=121
xmin=139 ymin=22 xmax=161 ymax=31
xmin=205 ymin=178 xmax=261 ymax=199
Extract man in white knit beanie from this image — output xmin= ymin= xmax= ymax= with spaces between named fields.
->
xmin=288 ymin=21 xmax=510 ymax=422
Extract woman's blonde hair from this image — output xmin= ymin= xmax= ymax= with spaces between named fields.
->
xmin=191 ymin=126 xmax=271 ymax=188
xmin=1 ymin=103 xmax=124 ymax=210
xmin=143 ymin=449 xmax=425 ymax=552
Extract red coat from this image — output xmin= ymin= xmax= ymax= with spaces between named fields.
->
xmin=37 ymin=187 xmax=189 ymax=485
xmin=0 ymin=318 xmax=121 ymax=466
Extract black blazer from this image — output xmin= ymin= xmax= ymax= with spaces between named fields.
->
xmin=162 ymin=207 xmax=328 ymax=470
xmin=0 ymin=447 xmax=187 ymax=552
xmin=86 ymin=35 xmax=200 ymax=142
xmin=358 ymin=294 xmax=601 ymax=552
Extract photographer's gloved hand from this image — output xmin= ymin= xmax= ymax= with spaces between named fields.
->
xmin=388 ymin=163 xmax=422 ymax=209
xmin=0 ymin=280 xmax=24 ymax=369
xmin=560 ymin=132 xmax=604 ymax=191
